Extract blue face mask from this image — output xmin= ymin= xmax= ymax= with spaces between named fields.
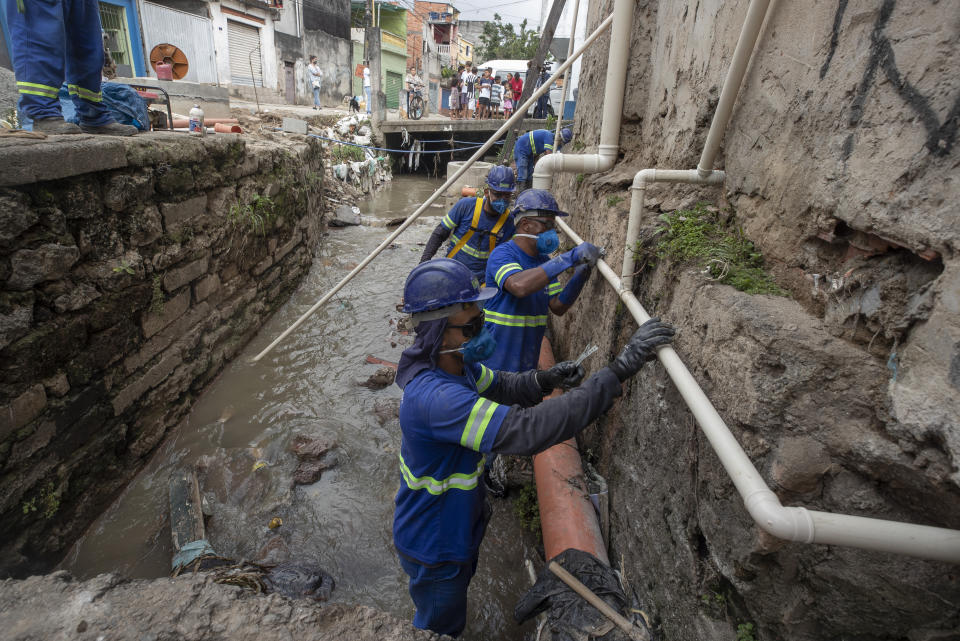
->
xmin=490 ymin=199 xmax=509 ymax=215
xmin=536 ymin=229 xmax=559 ymax=254
xmin=440 ymin=328 xmax=497 ymax=364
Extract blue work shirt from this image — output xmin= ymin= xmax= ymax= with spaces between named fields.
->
xmin=482 ymin=240 xmax=562 ymax=372
xmin=440 ymin=196 xmax=515 ymax=284
xmin=393 ymin=361 xmax=509 ymax=565
xmin=513 ymin=129 xmax=559 ymax=158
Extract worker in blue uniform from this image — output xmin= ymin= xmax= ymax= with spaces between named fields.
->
xmin=483 ymin=189 xmax=599 ymax=373
xmin=393 ymin=258 xmax=675 ymax=637
xmin=513 ymin=127 xmax=571 ymax=190
xmin=5 ymin=0 xmax=138 ymax=135
xmin=419 ymin=165 xmax=517 ymax=285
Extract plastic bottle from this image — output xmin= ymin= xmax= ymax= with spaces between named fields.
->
xmin=188 ymin=104 xmax=205 ymax=136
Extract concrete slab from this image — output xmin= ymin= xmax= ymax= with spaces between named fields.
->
xmin=0 ymin=135 xmax=129 ymax=187
xmin=378 ymin=117 xmax=569 ymax=135
xmin=282 ymin=118 xmax=309 ymax=135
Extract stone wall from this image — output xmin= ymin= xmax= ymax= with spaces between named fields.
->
xmin=0 ymin=132 xmax=324 ymax=578
xmin=550 ymin=1 xmax=959 ymax=639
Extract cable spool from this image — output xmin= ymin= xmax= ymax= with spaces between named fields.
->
xmin=149 ymin=43 xmax=189 ymax=80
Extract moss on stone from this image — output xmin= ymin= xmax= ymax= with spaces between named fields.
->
xmin=513 ymin=482 xmax=542 ymax=540
xmin=655 ymin=204 xmax=788 ymax=296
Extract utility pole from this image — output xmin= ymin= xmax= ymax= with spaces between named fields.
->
xmin=500 ymin=0 xmax=567 ymax=164
xmin=365 ymin=0 xmax=384 ymax=122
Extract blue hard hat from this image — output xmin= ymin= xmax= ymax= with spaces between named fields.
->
xmin=485 ymin=165 xmax=516 ymax=192
xmin=512 ymin=189 xmax=569 ymax=218
xmin=560 ymin=128 xmax=572 ymax=144
xmin=402 ymin=258 xmax=497 ymax=319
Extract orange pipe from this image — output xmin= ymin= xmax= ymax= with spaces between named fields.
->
xmin=170 ymin=117 xmax=240 ymax=128
xmin=213 ymin=122 xmax=243 ymax=133
xmin=534 ymin=336 xmax=610 ymax=565
xmin=461 ymin=186 xmax=478 ymax=197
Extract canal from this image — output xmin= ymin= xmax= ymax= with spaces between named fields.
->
xmin=60 ymin=176 xmax=540 ymax=640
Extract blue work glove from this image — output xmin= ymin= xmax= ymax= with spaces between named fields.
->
xmin=608 ymin=318 xmax=676 ymax=382
xmin=571 ymin=242 xmax=601 ymax=267
xmin=557 ymin=263 xmax=591 ymax=306
xmin=535 ymin=361 xmax=586 ymax=392
xmin=540 ymin=251 xmax=577 ymax=279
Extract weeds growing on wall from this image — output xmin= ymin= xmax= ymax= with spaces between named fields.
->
xmin=655 ymin=204 xmax=787 ymax=296
xmin=514 ymin=483 xmax=542 ymax=541
xmin=331 ymin=143 xmax=367 ymax=164
xmin=229 ymin=194 xmax=276 ymax=236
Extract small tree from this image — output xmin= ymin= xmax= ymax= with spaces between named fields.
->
xmin=477 ymin=14 xmax=540 ymax=62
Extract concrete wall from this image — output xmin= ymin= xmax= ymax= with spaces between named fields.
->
xmin=0 ymin=132 xmax=325 ymax=578
xmin=549 ymin=1 xmax=960 ymax=639
xmin=209 ymin=1 xmax=279 ymax=93
xmin=303 ymin=0 xmax=350 ymax=40
xmin=302 ymin=29 xmax=354 ymax=105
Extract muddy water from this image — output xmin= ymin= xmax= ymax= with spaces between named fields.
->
xmin=61 ymin=176 xmax=540 ymax=641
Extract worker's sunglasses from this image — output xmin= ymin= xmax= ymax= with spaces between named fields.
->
xmin=447 ymin=311 xmax=485 ymax=338
xmin=525 ymin=217 xmax=556 ymax=231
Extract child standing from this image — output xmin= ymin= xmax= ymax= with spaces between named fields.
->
xmin=490 ymin=75 xmax=502 ymax=118
xmin=502 ymin=80 xmax=513 ymax=118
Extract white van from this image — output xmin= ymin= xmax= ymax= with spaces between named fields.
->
xmin=476 ymin=59 xmax=566 ymax=117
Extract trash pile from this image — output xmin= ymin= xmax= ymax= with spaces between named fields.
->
xmin=320 ymin=115 xmax=392 ymax=193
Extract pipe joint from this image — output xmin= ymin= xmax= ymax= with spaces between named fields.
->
xmin=744 ymin=488 xmax=815 ymax=543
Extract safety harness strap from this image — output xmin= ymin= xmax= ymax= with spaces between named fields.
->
xmin=447 ymin=198 xmax=510 ymax=259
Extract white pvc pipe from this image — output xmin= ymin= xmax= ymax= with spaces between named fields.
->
xmin=698 ymin=0 xmax=771 ymax=175
xmin=251 ymin=12 xmax=615 ymax=362
xmin=556 ymin=217 xmax=960 ymax=563
xmin=554 ymin=0 xmax=582 ymax=149
xmin=532 ymin=0 xmax=635 ymax=189
xmin=620 ymin=169 xmax=725 ymax=291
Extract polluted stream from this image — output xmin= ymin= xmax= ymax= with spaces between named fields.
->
xmin=61 ymin=176 xmax=541 ymax=640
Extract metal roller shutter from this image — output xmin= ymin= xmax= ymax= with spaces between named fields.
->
xmin=142 ymin=2 xmax=218 ymax=83
xmin=385 ymin=71 xmax=402 ymax=110
xmin=227 ymin=20 xmax=263 ymax=86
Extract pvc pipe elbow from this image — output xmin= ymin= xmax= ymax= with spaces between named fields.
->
xmin=744 ymin=488 xmax=815 ymax=543
xmin=532 ymin=151 xmax=619 ymax=189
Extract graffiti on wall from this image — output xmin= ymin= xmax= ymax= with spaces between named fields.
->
xmin=821 ymin=0 xmax=960 ymax=160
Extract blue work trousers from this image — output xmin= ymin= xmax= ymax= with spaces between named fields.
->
xmin=6 ymin=0 xmax=113 ymax=125
xmin=514 ymin=148 xmax=533 ymax=183
xmin=399 ymin=554 xmax=479 ymax=637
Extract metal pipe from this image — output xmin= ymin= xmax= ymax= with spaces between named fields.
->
xmin=620 ymin=169 xmax=724 ymax=291
xmin=554 ymin=0 xmax=582 ymax=149
xmin=697 ymin=0 xmax=771 ymax=175
xmin=533 ymin=0 xmax=635 ymax=189
xmin=556 ymin=216 xmax=960 ymax=563
xmin=251 ymin=11 xmax=616 ymax=362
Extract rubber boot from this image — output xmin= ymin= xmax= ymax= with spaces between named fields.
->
xmin=32 ymin=118 xmax=82 ymax=134
xmin=80 ymin=121 xmax=138 ymax=136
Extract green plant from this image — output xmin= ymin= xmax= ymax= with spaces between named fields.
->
xmin=575 ymin=173 xmax=585 ymax=184
xmin=655 ymin=204 xmax=787 ymax=296
xmin=112 ymin=260 xmax=135 ymax=275
xmin=229 ymin=194 xmax=276 ymax=236
xmin=572 ymin=139 xmax=586 ymax=152
xmin=545 ymin=114 xmax=557 ymax=129
xmin=331 ymin=143 xmax=367 ymax=164
xmin=151 ymin=274 xmax=165 ymax=314
xmin=513 ymin=483 xmax=541 ymax=538
xmin=22 ymin=482 xmax=60 ymax=519
xmin=606 ymin=195 xmax=624 ymax=207
xmin=736 ymin=622 xmax=756 ymax=641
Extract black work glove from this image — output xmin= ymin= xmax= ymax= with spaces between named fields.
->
xmin=608 ymin=318 xmax=675 ymax=382
xmin=535 ymin=360 xmax=586 ymax=393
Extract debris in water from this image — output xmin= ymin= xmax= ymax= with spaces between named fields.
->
xmin=262 ymin=561 xmax=336 ymax=601
xmin=217 ymin=405 xmax=235 ymax=424
xmin=365 ymin=354 xmax=398 ymax=370
xmin=373 ymin=398 xmax=401 ymax=426
xmin=359 ymin=366 xmax=396 ymax=389
xmin=291 ymin=435 xmax=335 ymax=459
xmin=290 ymin=435 xmax=338 ymax=485
xmin=268 ymin=517 xmax=283 ymax=529
xmin=293 ymin=459 xmax=335 ymax=485
xmin=252 ymin=460 xmax=268 ymax=472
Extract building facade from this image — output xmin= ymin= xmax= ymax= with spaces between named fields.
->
xmin=350 ymin=1 xmax=408 ymax=110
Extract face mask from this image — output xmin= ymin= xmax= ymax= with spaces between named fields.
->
xmin=517 ymin=230 xmax=560 ymax=254
xmin=440 ymin=328 xmax=497 ymax=364
xmin=490 ymin=199 xmax=509 ymax=215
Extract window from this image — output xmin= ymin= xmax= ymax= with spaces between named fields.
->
xmin=99 ymin=2 xmax=134 ymax=72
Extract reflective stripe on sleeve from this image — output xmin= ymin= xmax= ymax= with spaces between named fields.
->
xmin=477 ymin=365 xmax=494 ymax=393
xmin=441 ymin=214 xmax=456 ymax=229
xmin=547 ymin=282 xmax=563 ymax=296
xmin=494 ymin=262 xmax=523 ymax=287
xmin=460 ymin=398 xmax=500 ymax=450
xmin=399 ymin=453 xmax=486 ymax=495
xmin=484 ymin=310 xmax=548 ymax=327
